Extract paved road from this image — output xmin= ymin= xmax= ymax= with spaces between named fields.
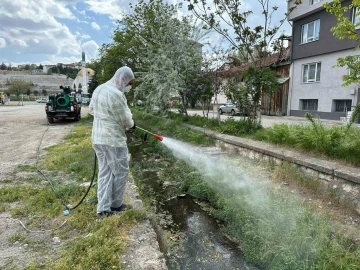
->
xmin=0 ymin=102 xmax=88 ymax=179
xmin=183 ymin=109 xmax=350 ymax=128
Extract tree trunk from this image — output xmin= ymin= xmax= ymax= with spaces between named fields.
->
xmin=181 ymin=95 xmax=188 ymax=117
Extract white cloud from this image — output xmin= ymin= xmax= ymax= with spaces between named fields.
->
xmin=0 ymin=37 xmax=6 ymax=48
xmin=41 ymin=55 xmax=80 ymax=65
xmin=0 ymin=0 xmax=81 ymax=56
xmin=82 ymin=40 xmax=99 ymax=60
xmin=91 ymin=22 xmax=101 ymax=30
xmin=81 ymin=34 xmax=91 ymax=40
xmin=85 ymin=0 xmax=128 ymax=21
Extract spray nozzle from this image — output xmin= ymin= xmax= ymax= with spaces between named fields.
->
xmin=136 ymin=126 xmax=164 ymax=142
xmin=154 ymin=134 xmax=163 ymax=141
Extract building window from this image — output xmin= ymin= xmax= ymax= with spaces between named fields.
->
xmin=302 ymin=62 xmax=321 ymax=83
xmin=310 ymin=0 xmax=321 ymax=5
xmin=301 ymin=99 xmax=318 ymax=111
xmin=301 ymin=19 xmax=320 ymax=43
xmin=352 ymin=8 xmax=360 ymax=29
xmin=334 ymin=100 xmax=352 ymax=112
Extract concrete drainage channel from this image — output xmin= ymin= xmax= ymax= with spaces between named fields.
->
xmin=128 ymin=141 xmax=258 ymax=270
xmin=186 ymin=125 xmax=360 ymax=215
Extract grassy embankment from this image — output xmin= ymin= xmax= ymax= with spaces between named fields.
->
xmin=132 ymin=108 xmax=360 ymax=270
xmin=168 ymin=111 xmax=360 ymax=166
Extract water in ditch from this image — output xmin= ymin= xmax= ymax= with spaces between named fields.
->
xmin=129 ymin=139 xmax=258 ymax=270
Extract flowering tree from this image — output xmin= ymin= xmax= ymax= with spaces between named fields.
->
xmin=133 ymin=1 xmax=204 ymax=115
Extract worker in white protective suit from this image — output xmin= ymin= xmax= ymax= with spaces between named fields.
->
xmin=89 ymin=66 xmax=135 ymax=218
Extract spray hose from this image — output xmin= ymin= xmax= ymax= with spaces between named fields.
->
xmin=36 ymin=118 xmax=97 ymax=216
xmin=136 ymin=126 xmax=164 ymax=141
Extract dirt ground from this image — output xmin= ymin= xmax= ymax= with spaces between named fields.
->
xmin=0 ymin=102 xmax=85 ymax=268
xmin=0 ymin=102 xmax=167 ymax=269
xmin=0 ymin=102 xmax=78 ymax=179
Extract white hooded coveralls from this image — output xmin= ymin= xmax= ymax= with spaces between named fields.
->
xmin=89 ymin=67 xmax=134 ymax=213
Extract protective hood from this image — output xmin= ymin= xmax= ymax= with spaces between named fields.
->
xmin=105 ymin=66 xmax=134 ymax=92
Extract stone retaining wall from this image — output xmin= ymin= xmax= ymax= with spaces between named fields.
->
xmin=186 ymin=124 xmax=360 ymax=214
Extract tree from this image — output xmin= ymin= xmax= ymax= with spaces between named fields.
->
xmin=24 ymin=64 xmax=31 ymax=70
xmin=8 ymin=79 xmax=31 ymax=104
xmin=87 ymin=61 xmax=101 ymax=95
xmin=185 ymin=72 xmax=214 ymax=116
xmin=185 ymin=0 xmax=297 ymax=123
xmin=26 ymin=89 xmax=32 ymax=96
xmin=33 ymin=90 xmax=39 ymax=96
xmin=95 ymin=0 xmax=157 ymax=85
xmin=325 ymin=0 xmax=360 ymax=86
xmin=131 ymin=1 xmax=204 ymax=115
xmin=0 ymin=63 xmax=7 ymax=70
xmin=42 ymin=89 xmax=47 ymax=96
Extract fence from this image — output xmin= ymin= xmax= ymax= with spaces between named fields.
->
xmin=6 ymin=95 xmax=48 ymax=102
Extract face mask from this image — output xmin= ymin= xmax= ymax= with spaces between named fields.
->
xmin=123 ymin=85 xmax=132 ymax=93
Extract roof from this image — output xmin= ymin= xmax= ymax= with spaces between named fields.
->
xmin=219 ymin=47 xmax=291 ymax=77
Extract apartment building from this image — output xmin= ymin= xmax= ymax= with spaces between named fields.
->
xmin=287 ymin=0 xmax=360 ymax=120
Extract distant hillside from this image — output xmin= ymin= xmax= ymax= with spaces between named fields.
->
xmin=0 ymin=72 xmax=74 ymax=93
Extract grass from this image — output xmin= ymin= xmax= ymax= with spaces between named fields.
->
xmin=168 ymin=111 xmax=262 ymax=136
xmin=0 ymin=186 xmax=37 ymax=203
xmin=8 ymin=233 xmax=27 ymax=244
xmin=40 ymin=125 xmax=95 ymax=182
xmin=132 ymin=111 xmax=360 ymax=270
xmin=254 ymin=121 xmax=360 ymax=166
xmin=17 ymin=164 xmax=37 ymax=172
xmin=166 ymin=109 xmax=360 ymax=166
xmin=274 ymin=162 xmax=321 ymax=192
xmin=0 ymin=115 xmax=145 ymax=270
xmin=47 ymin=210 xmax=144 ymax=270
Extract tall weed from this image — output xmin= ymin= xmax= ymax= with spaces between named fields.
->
xmin=254 ymin=113 xmax=360 ymax=165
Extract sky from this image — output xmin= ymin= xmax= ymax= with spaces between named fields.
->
xmin=0 ymin=0 xmax=292 ymax=67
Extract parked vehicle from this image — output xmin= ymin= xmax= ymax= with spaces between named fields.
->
xmin=37 ymin=98 xmax=48 ymax=103
xmin=45 ymin=86 xmax=81 ymax=123
xmin=218 ymin=101 xmax=240 ymax=116
xmin=0 ymin=92 xmax=8 ymax=105
xmin=81 ymin=93 xmax=91 ymax=105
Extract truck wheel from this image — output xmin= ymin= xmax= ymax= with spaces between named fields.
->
xmin=75 ymin=114 xmax=81 ymax=122
xmin=47 ymin=117 xmax=54 ymax=123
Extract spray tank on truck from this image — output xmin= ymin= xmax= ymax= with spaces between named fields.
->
xmin=45 ymin=86 xmax=82 ymax=123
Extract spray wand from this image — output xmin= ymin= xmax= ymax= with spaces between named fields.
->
xmin=136 ymin=126 xmax=164 ymax=141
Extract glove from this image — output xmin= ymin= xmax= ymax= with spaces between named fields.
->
xmin=127 ymin=123 xmax=136 ymax=133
